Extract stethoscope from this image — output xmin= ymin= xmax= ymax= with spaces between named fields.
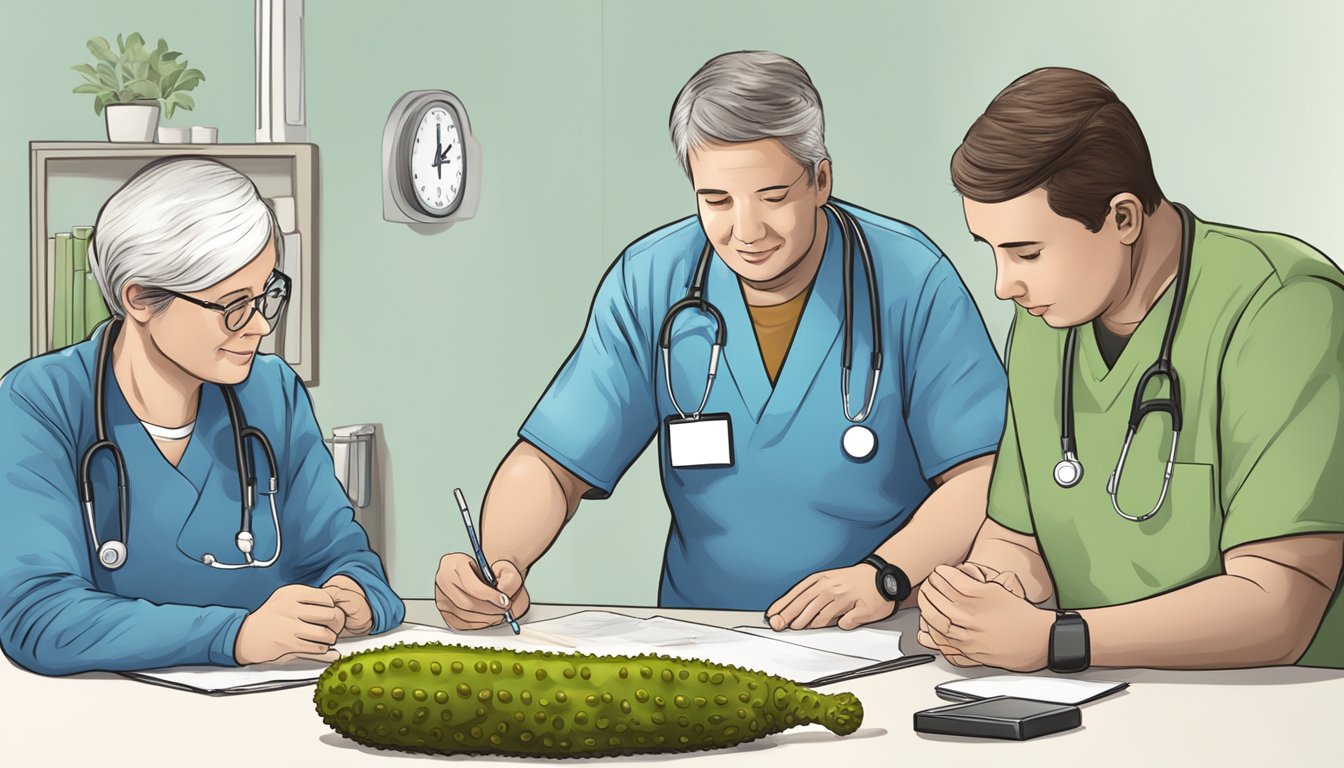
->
xmin=81 ymin=319 xmax=283 ymax=570
xmin=657 ymin=201 xmax=882 ymax=461
xmin=1053 ymin=202 xmax=1193 ymax=522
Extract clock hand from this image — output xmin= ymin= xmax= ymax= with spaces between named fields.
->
xmin=438 ymin=143 xmax=454 ymax=162
xmin=437 ymin=124 xmax=445 ymax=178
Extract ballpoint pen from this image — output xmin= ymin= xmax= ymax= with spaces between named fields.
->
xmin=454 ymin=488 xmax=521 ymax=634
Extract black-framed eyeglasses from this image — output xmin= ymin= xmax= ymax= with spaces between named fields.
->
xmin=161 ymin=270 xmax=291 ymax=333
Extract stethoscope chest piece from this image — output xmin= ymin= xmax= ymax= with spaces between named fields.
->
xmin=98 ymin=540 xmax=128 ymax=570
xmin=842 ymin=424 xmax=877 ymax=462
xmin=1053 ymin=454 xmax=1083 ymax=488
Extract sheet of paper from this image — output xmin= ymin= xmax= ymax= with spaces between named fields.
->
xmin=123 ymin=611 xmax=908 ymax=694
xmin=122 ymin=625 xmax=452 ymax=694
xmin=936 ymin=675 xmax=1128 ymax=705
xmin=732 ymin=624 xmax=904 ymax=662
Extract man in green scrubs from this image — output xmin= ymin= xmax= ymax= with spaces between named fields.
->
xmin=917 ymin=67 xmax=1344 ymax=671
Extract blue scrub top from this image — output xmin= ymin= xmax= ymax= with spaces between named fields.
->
xmin=521 ymin=202 xmax=1006 ymax=610
xmin=0 ymin=325 xmax=404 ymax=675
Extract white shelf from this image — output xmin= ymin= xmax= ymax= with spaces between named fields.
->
xmin=29 ymin=142 xmax=320 ymax=385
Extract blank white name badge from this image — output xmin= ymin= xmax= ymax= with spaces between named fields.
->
xmin=665 ymin=413 xmax=735 ymax=469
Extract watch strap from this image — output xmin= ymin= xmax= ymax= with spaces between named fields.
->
xmin=1048 ymin=610 xmax=1091 ymax=673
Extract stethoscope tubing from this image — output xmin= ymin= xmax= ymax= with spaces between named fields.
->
xmin=1055 ymin=202 xmax=1196 ymax=522
xmin=80 ymin=320 xmax=281 ymax=569
xmin=657 ymin=200 xmax=883 ymax=426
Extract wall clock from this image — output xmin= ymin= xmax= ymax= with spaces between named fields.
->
xmin=382 ymin=90 xmax=481 ymax=225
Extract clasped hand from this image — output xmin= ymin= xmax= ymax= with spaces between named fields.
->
xmin=916 ymin=563 xmax=1052 ymax=672
xmin=234 ymin=576 xmax=373 ymax=665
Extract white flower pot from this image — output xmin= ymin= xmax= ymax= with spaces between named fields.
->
xmin=104 ymin=103 xmax=161 ymax=142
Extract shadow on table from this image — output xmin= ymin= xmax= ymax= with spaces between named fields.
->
xmin=914 ymin=725 xmax=1089 ymax=744
xmin=318 ymin=727 xmax=888 ymax=762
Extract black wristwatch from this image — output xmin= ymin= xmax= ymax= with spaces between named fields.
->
xmin=861 ymin=554 xmax=912 ymax=604
xmin=1048 ymin=610 xmax=1090 ymax=673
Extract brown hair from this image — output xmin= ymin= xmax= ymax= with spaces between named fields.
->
xmin=950 ymin=67 xmax=1164 ymax=232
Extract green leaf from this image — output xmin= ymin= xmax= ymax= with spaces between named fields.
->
xmin=174 ymin=72 xmax=203 ymax=93
xmin=96 ymin=63 xmax=119 ymax=90
xmin=87 ymin=37 xmax=117 ymax=64
xmin=94 ymin=92 xmax=113 ymax=116
xmin=72 ymin=83 xmax=104 ymax=95
xmin=160 ymin=66 xmax=183 ymax=95
xmin=161 ymin=51 xmax=182 ymax=62
xmin=125 ymin=32 xmax=145 ymax=50
xmin=164 ymin=90 xmax=195 ymax=118
xmin=72 ymin=67 xmax=105 ymax=89
xmin=125 ymin=78 xmax=161 ymax=100
xmin=116 ymin=33 xmax=124 ymax=53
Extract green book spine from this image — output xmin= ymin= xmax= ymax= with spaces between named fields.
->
xmin=53 ymin=232 xmax=72 ymax=349
xmin=73 ymin=226 xmax=107 ymax=338
xmin=45 ymin=237 xmax=55 ymax=348
xmin=71 ymin=227 xmax=90 ymax=343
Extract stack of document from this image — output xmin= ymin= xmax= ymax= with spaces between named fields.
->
xmin=122 ymin=610 xmax=909 ymax=695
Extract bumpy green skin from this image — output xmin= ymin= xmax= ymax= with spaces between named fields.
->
xmin=314 ymin=642 xmax=863 ymax=758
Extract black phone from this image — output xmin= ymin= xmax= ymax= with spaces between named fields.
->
xmin=913 ymin=696 xmax=1082 ymax=740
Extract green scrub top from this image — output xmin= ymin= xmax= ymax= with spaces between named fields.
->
xmin=988 ymin=212 xmax=1344 ymax=669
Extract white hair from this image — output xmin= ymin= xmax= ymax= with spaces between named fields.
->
xmin=89 ymin=157 xmax=281 ymax=318
xmin=669 ymin=51 xmax=830 ymax=183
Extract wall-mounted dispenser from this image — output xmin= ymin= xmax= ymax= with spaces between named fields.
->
xmin=328 ymin=423 xmax=374 ymax=508
xmin=326 ymin=424 xmax=385 ymax=560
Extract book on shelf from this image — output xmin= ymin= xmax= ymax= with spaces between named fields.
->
xmin=52 ymin=232 xmax=72 ymax=349
xmin=48 ymin=225 xmax=108 ymax=349
xmin=45 ymin=237 xmax=55 ymax=349
xmin=76 ymin=226 xmax=111 ymax=338
xmin=281 ymin=231 xmax=302 ymax=363
xmin=71 ymin=226 xmax=90 ymax=342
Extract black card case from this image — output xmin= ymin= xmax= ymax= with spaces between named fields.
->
xmin=914 ymin=695 xmax=1082 ymax=740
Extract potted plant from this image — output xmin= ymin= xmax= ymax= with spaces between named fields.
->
xmin=72 ymin=34 xmax=205 ymax=142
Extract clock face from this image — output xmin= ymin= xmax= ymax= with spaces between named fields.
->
xmin=409 ymin=104 xmax=465 ymax=215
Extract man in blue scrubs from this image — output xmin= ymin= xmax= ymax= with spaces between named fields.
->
xmin=435 ymin=51 xmax=1005 ymax=631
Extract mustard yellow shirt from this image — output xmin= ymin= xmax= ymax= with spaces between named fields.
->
xmin=746 ymin=286 xmax=812 ymax=384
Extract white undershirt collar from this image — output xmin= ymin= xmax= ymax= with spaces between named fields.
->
xmin=141 ymin=420 xmax=196 ymax=440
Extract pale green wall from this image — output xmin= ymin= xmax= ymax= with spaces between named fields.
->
xmin=2 ymin=1 xmax=1340 ymax=604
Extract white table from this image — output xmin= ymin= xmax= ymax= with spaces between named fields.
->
xmin=4 ymin=601 xmax=1339 ymax=766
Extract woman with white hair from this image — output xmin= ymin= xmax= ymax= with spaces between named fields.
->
xmin=0 ymin=157 xmax=403 ymax=676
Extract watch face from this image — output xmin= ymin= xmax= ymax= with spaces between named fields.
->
xmin=882 ymin=573 xmax=900 ymax=596
xmin=408 ymin=104 xmax=465 ymax=215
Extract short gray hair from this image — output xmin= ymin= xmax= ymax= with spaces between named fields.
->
xmin=669 ymin=51 xmax=829 ymax=183
xmin=89 ymin=157 xmax=281 ymax=318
